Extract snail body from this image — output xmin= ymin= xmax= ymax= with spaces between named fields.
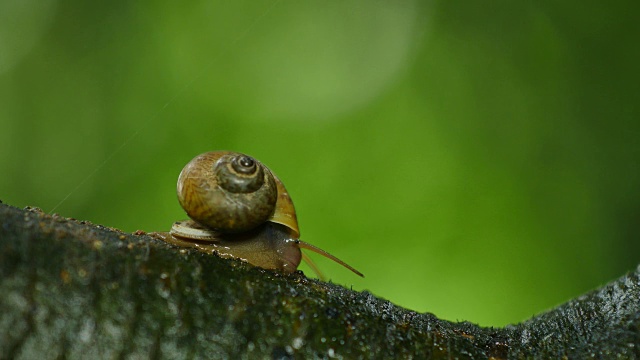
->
xmin=153 ymin=151 xmax=363 ymax=278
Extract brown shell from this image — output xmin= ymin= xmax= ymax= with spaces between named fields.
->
xmin=176 ymin=151 xmax=299 ymax=236
xmin=269 ymin=174 xmax=299 ymax=237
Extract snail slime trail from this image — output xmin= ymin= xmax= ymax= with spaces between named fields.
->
xmin=151 ymin=151 xmax=364 ymax=279
xmin=48 ymin=0 xmax=283 ymax=215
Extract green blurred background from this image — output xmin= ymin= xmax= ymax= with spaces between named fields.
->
xmin=1 ymin=0 xmax=639 ymax=327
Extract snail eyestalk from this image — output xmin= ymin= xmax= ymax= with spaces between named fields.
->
xmin=301 ymin=252 xmax=326 ymax=280
xmin=296 ymin=240 xmax=364 ymax=278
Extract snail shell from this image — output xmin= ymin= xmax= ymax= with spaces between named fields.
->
xmin=175 ymin=151 xmax=298 ymax=236
xmin=153 ymin=151 xmax=363 ymax=277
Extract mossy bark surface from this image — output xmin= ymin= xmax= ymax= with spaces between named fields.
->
xmin=1 ymin=202 xmax=639 ymax=359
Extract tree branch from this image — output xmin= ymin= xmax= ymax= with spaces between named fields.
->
xmin=1 ymin=201 xmax=638 ymax=359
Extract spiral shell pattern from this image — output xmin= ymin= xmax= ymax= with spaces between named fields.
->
xmin=177 ymin=151 xmax=278 ymax=233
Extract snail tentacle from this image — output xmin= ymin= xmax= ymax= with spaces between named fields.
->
xmin=295 ymin=240 xmax=364 ymax=278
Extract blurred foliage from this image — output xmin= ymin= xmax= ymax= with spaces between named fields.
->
xmin=1 ymin=0 xmax=639 ymax=326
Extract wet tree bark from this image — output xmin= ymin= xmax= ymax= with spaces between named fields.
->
xmin=1 ymin=201 xmax=639 ymax=359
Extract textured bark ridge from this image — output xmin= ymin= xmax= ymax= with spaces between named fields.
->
xmin=1 ymin=201 xmax=639 ymax=359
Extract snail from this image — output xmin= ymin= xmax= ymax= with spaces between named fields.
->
xmin=152 ymin=151 xmax=363 ymax=278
